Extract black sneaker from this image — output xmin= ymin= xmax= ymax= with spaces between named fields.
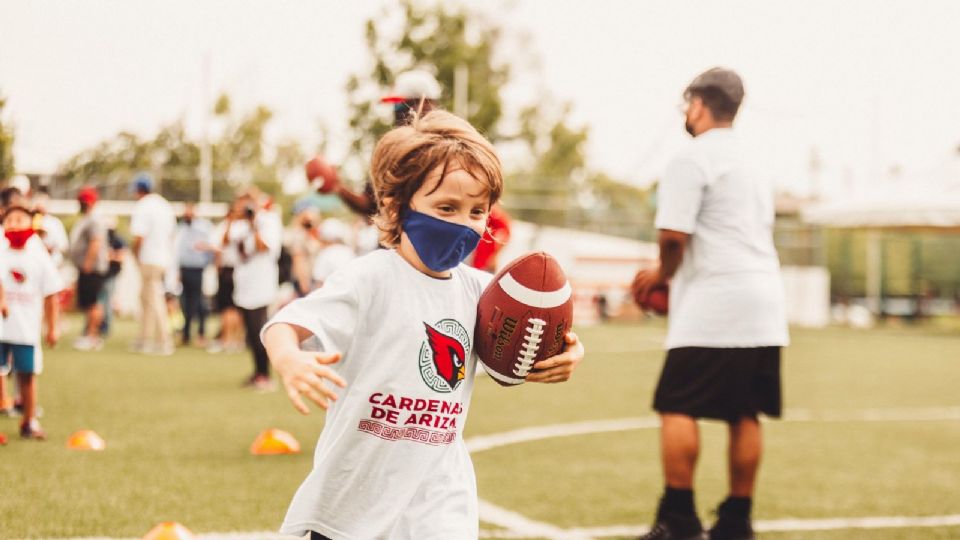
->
xmin=639 ymin=514 xmax=707 ymax=540
xmin=708 ymin=504 xmax=755 ymax=540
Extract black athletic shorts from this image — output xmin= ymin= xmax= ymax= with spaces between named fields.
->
xmin=653 ymin=346 xmax=782 ymax=423
xmin=215 ymin=267 xmax=235 ymax=311
xmin=76 ymin=272 xmax=106 ymax=309
xmin=310 ymin=532 xmax=332 ymax=540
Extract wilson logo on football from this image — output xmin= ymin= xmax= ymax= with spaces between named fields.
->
xmin=419 ymin=319 xmax=471 ymax=393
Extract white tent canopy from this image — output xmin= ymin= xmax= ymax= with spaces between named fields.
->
xmin=802 ymin=154 xmax=960 ymax=229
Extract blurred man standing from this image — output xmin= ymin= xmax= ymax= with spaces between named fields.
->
xmin=69 ymin=187 xmax=108 ymax=351
xmin=129 ymin=174 xmax=177 ymax=356
xmin=175 ymin=203 xmax=213 ymax=347
xmin=632 ymin=68 xmax=789 ymax=540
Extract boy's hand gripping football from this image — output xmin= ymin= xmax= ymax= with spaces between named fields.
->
xmin=525 ymin=331 xmax=584 ymax=384
xmin=273 ymin=349 xmax=347 ymax=415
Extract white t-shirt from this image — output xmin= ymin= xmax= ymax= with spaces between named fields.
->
xmin=130 ymin=193 xmax=177 ymax=267
xmin=0 ymin=242 xmax=65 ymax=370
xmin=231 ymin=213 xmax=281 ymax=310
xmin=655 ymin=128 xmax=789 ymax=349
xmin=211 ymin=219 xmax=241 ymax=268
xmin=261 ymin=249 xmax=491 ymax=539
xmin=311 ymin=243 xmax=356 ymax=283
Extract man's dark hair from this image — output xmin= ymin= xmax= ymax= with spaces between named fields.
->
xmin=684 ymin=86 xmax=741 ymax=122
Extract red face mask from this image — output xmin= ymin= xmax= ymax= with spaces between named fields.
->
xmin=4 ymin=229 xmax=34 ymax=249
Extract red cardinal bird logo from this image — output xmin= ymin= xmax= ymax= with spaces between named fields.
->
xmin=10 ymin=269 xmax=26 ymax=284
xmin=423 ymin=322 xmax=467 ymax=391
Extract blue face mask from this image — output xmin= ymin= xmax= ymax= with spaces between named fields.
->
xmin=402 ymin=209 xmax=482 ymax=273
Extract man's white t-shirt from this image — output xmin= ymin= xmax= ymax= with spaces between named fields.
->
xmin=655 ymin=128 xmax=789 ymax=349
xmin=212 ymin=219 xmax=241 ymax=268
xmin=129 ymin=193 xmax=177 ymax=268
xmin=231 ymin=213 xmax=281 ymax=310
xmin=0 ymin=241 xmax=65 ymax=371
xmin=261 ymin=249 xmax=491 ymax=539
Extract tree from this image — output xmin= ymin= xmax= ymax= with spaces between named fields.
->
xmin=345 ymin=1 xmax=649 ymax=238
xmin=344 ymin=0 xmax=510 ymax=175
xmin=58 ymin=94 xmax=303 ymax=203
xmin=0 ymin=92 xmax=15 ymax=182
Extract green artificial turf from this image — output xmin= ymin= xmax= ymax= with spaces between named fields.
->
xmin=1 ymin=318 xmax=958 ymax=539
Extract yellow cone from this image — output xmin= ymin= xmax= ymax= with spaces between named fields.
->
xmin=250 ymin=428 xmax=301 ymax=455
xmin=142 ymin=521 xmax=195 ymax=540
xmin=66 ymin=430 xmax=106 ymax=451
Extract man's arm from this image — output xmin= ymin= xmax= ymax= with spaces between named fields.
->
xmin=83 ymin=236 xmax=102 ymax=273
xmin=132 ymin=236 xmax=143 ymax=260
xmin=655 ymin=229 xmax=690 ymax=281
xmin=335 ymin=183 xmax=377 ymax=216
xmin=631 ymin=229 xmax=690 ymax=306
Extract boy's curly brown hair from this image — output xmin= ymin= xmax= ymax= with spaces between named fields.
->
xmin=369 ymin=110 xmax=503 ymax=248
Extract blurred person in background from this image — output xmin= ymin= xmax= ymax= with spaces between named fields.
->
xmin=229 ymin=190 xmax=281 ymax=390
xmin=175 ymin=203 xmax=213 ymax=347
xmin=129 ymin=173 xmax=177 ymax=356
xmin=310 ymin=217 xmax=356 ymax=289
xmin=207 ymin=202 xmax=246 ymax=353
xmin=0 ymin=203 xmax=63 ymax=440
xmin=31 ymin=188 xmax=69 ymax=267
xmin=283 ymin=202 xmax=323 ymax=297
xmin=68 ymin=187 xmax=108 ymax=352
xmin=321 ymin=69 xmax=442 ymax=219
xmin=0 ymin=186 xmax=26 ymax=220
xmin=469 ymin=202 xmax=511 ymax=272
xmin=98 ymin=216 xmax=127 ymax=337
xmin=631 ymin=68 xmax=788 ymax=540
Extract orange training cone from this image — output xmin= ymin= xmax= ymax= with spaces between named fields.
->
xmin=142 ymin=521 xmax=195 ymax=540
xmin=250 ymin=428 xmax=301 ymax=455
xmin=66 ymin=430 xmax=106 ymax=451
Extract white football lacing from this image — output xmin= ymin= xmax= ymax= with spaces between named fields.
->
xmin=513 ymin=318 xmax=545 ymax=377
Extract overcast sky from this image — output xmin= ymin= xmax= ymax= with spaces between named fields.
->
xmin=2 ymin=0 xmax=958 ymax=199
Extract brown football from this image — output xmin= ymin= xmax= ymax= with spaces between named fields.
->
xmin=475 ymin=252 xmax=574 ymax=386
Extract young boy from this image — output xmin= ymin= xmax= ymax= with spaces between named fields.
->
xmin=262 ymin=110 xmax=585 ymax=539
xmin=0 ymin=205 xmax=63 ymax=439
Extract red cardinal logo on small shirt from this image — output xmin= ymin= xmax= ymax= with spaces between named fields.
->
xmin=10 ymin=269 xmax=26 ymax=284
xmin=424 ymin=322 xmax=466 ymax=390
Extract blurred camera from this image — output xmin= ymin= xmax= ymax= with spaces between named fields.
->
xmin=244 ymin=204 xmax=256 ymax=219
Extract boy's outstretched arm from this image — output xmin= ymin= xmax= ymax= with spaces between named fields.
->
xmin=525 ymin=332 xmax=584 ymax=384
xmin=263 ymin=323 xmax=347 ymax=414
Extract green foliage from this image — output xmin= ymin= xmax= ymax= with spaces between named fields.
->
xmin=347 ymin=1 xmax=652 ymax=238
xmin=344 ymin=0 xmax=509 ymax=176
xmin=824 ymin=228 xmax=960 ymax=299
xmin=57 ymin=95 xmax=303 ymax=202
xmin=0 ymin=92 xmax=16 ymax=181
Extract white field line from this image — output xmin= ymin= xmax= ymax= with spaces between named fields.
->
xmin=478 ymin=500 xmax=593 ymax=540
xmin=62 ymin=514 xmax=960 ymax=540
xmin=479 ymin=514 xmax=960 ymax=538
xmin=466 ymin=406 xmax=960 ymax=454
xmin=468 ymin=406 xmax=960 ymax=540
xmin=63 ymin=407 xmax=960 ymax=540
